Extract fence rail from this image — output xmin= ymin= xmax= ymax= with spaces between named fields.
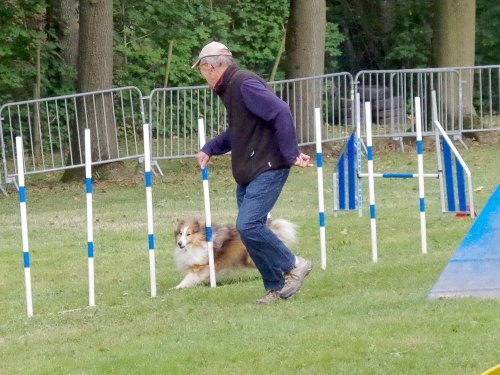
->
xmin=1 ymin=66 xmax=499 ymax=192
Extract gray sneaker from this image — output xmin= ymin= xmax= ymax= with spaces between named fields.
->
xmin=256 ymin=290 xmax=281 ymax=305
xmin=279 ymin=256 xmax=313 ymax=299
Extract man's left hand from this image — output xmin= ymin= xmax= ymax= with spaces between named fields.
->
xmin=294 ymin=152 xmax=312 ymax=168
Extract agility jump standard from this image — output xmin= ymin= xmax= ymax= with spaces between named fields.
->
xmin=361 ymin=97 xmax=429 ymax=261
xmin=333 ymin=94 xmax=474 ymax=262
xmin=335 ymin=94 xmax=474 ymax=219
xmin=198 ymin=118 xmax=217 ymax=287
xmin=16 ymin=137 xmax=33 ymax=317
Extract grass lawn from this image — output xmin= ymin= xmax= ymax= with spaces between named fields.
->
xmin=1 ymin=134 xmax=499 ymax=374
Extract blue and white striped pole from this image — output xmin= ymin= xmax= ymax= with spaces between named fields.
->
xmin=314 ymin=108 xmax=327 ymax=270
xmin=365 ymin=102 xmax=378 ymax=263
xmin=84 ymin=129 xmax=96 ymax=306
xmin=415 ymin=97 xmax=428 ymax=255
xmin=198 ymin=118 xmax=216 ymax=287
xmin=16 ymin=136 xmax=33 ymax=317
xmin=355 ymin=93 xmax=363 ymax=217
xmin=143 ymin=123 xmax=157 ymax=297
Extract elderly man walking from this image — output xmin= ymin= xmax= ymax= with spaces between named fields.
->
xmin=193 ymin=41 xmax=313 ymax=304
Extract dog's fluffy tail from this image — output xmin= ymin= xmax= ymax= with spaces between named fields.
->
xmin=267 ymin=218 xmax=297 ymax=248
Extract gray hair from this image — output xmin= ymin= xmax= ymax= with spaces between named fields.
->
xmin=200 ymin=55 xmax=233 ymax=67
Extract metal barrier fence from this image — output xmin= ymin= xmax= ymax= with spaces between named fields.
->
xmin=148 ymin=72 xmax=354 ymax=162
xmin=1 ymin=66 xmax=499 ymax=192
xmin=455 ymin=65 xmax=500 ymax=133
xmin=354 ymin=68 xmax=462 ymax=138
xmin=0 ymin=86 xmax=145 ymax=187
xmin=149 ymin=85 xmax=226 ymax=160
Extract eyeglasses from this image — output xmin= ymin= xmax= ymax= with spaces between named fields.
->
xmin=198 ymin=62 xmax=212 ymax=70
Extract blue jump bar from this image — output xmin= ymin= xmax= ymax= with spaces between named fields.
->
xmin=382 ymin=173 xmax=415 ymax=178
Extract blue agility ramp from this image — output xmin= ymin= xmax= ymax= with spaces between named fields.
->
xmin=429 ymin=184 xmax=500 ymax=299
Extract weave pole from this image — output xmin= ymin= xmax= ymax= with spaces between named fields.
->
xmin=198 ymin=118 xmax=216 ymax=287
xmin=364 ymin=102 xmax=378 ymax=263
xmin=143 ymin=123 xmax=157 ymax=297
xmin=414 ymin=97 xmax=428 ymax=254
xmin=16 ymin=137 xmax=33 ymax=317
xmin=84 ymin=129 xmax=96 ymax=306
xmin=314 ymin=108 xmax=327 ymax=270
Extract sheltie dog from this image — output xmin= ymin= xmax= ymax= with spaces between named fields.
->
xmin=173 ymin=218 xmax=297 ymax=288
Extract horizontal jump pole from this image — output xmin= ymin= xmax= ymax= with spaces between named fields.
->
xmin=359 ymin=173 xmax=439 ymax=179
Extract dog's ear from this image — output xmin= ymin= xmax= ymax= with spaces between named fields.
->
xmin=175 ymin=218 xmax=185 ymax=235
xmin=192 ymin=219 xmax=200 ymax=233
xmin=192 ymin=219 xmax=207 ymax=235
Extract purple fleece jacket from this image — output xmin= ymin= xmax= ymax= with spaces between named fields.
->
xmin=201 ymin=78 xmax=300 ymax=165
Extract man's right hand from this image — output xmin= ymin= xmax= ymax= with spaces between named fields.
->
xmin=196 ymin=151 xmax=210 ymax=169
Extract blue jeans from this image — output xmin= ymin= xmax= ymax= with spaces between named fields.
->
xmin=236 ymin=168 xmax=296 ymax=291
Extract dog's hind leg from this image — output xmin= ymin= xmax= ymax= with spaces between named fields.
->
xmin=175 ymin=268 xmax=211 ymax=289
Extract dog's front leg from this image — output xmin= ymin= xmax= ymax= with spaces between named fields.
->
xmin=175 ymin=268 xmax=210 ymax=289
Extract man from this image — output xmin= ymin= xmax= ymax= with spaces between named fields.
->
xmin=193 ymin=41 xmax=313 ymax=304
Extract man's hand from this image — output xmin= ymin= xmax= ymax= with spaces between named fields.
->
xmin=196 ymin=151 xmax=210 ymax=169
xmin=294 ymin=152 xmax=312 ymax=168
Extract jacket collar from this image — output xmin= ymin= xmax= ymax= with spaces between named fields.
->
xmin=214 ymin=64 xmax=239 ymax=96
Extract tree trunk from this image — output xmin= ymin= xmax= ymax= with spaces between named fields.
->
xmin=433 ymin=0 xmax=476 ymax=126
xmin=62 ymin=0 xmax=115 ymax=181
xmin=285 ymin=0 xmax=326 ymax=143
xmin=33 ymin=39 xmax=42 ymax=160
xmin=58 ymin=0 xmax=79 ymax=67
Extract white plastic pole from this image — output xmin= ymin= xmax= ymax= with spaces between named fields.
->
xmin=84 ymin=129 xmax=96 ymax=306
xmin=414 ymin=98 xmax=428 ymax=254
xmin=143 ymin=124 xmax=157 ymax=297
xmin=364 ymin=102 xmax=378 ymax=263
xmin=16 ymin=137 xmax=33 ymax=317
xmin=332 ymin=172 xmax=338 ymax=217
xmin=431 ymin=91 xmax=446 ymax=216
xmin=198 ymin=118 xmax=217 ymax=287
xmin=314 ymin=108 xmax=327 ymax=270
xmin=355 ymin=92 xmax=363 ymax=217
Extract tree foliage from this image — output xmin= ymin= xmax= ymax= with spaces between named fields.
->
xmin=475 ymin=0 xmax=500 ymax=65
xmin=0 ymin=0 xmax=499 ymax=103
xmin=0 ymin=1 xmax=46 ymax=103
xmin=328 ymin=0 xmax=434 ymax=72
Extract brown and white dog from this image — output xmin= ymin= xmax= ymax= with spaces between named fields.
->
xmin=173 ymin=218 xmax=297 ymax=288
